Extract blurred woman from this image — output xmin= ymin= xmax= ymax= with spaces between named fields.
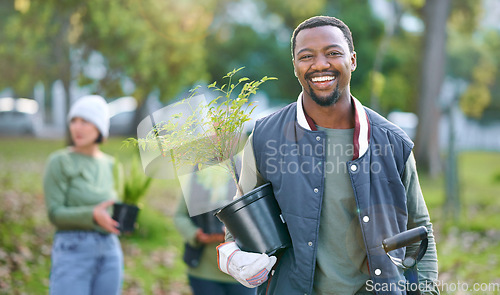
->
xmin=43 ymin=95 xmax=123 ymax=295
xmin=174 ymin=164 xmax=256 ymax=295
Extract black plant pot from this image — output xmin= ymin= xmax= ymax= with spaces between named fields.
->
xmin=215 ymin=183 xmax=291 ymax=255
xmin=112 ymin=203 xmax=140 ymax=233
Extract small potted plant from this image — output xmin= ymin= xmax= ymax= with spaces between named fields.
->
xmin=129 ymin=68 xmax=290 ymax=253
xmin=113 ymin=155 xmax=153 ymax=233
xmin=130 ymin=68 xmax=273 ymax=194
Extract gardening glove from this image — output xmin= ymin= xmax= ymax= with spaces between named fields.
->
xmin=217 ymin=241 xmax=277 ymax=288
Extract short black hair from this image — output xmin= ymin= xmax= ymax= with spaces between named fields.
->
xmin=95 ymin=133 xmax=103 ymax=144
xmin=291 ymin=16 xmax=354 ymax=58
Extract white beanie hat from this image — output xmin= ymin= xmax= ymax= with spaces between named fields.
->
xmin=68 ymin=95 xmax=110 ymax=138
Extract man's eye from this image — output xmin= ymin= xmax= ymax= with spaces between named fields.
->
xmin=328 ymin=52 xmax=341 ymax=56
xmin=300 ymin=55 xmax=312 ymax=60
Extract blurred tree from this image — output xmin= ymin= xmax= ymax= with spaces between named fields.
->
xmin=413 ymin=0 xmax=495 ymax=177
xmin=75 ymin=0 xmax=219 ymax=103
xmin=414 ymin=0 xmax=452 ymax=177
xmin=0 ymin=0 xmax=229 ymax=140
xmin=0 ymin=0 xmax=77 ymax=112
xmin=446 ymin=0 xmax=499 ymax=119
xmin=370 ymin=0 xmax=424 ymax=115
xmin=263 ymin=0 xmax=326 ymax=28
xmin=0 ymin=0 xmax=223 ymax=105
xmin=6 ymin=0 xmax=494 ymax=145
xmin=459 ymin=56 xmax=497 ymax=118
xmin=0 ymin=0 xmax=386 ymax=111
xmin=441 ymin=0 xmax=488 ymax=221
xmin=482 ymin=30 xmax=500 ymax=116
xmin=368 ymin=0 xmax=427 ymax=114
xmin=368 ymin=0 xmax=404 ymax=113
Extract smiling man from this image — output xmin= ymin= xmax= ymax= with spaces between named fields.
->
xmin=217 ymin=16 xmax=439 ymax=295
xmin=294 ymin=24 xmax=355 ymax=111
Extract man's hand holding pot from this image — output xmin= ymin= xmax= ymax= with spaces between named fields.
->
xmin=217 ymin=241 xmax=277 ymax=288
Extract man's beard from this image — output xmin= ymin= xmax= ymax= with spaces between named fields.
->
xmin=308 ymin=82 xmax=341 ymax=107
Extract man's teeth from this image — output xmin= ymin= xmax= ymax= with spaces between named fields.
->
xmin=311 ymin=76 xmax=335 ymax=82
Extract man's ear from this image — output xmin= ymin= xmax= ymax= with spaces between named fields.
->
xmin=351 ymin=51 xmax=357 ymax=72
xmin=292 ymin=58 xmax=298 ymax=77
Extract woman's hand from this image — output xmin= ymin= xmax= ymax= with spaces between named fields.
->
xmin=93 ymin=200 xmax=120 ymax=234
xmin=195 ymin=228 xmax=225 ymax=244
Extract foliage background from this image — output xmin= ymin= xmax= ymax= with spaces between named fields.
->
xmin=3 ymin=0 xmax=498 ymax=115
xmin=1 ymin=0 xmax=500 ymax=294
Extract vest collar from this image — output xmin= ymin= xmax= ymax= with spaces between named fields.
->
xmin=296 ymin=92 xmax=370 ymax=160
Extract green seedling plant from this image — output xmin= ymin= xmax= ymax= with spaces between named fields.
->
xmin=114 ymin=155 xmax=153 ymax=206
xmin=125 ymin=67 xmax=276 ymax=196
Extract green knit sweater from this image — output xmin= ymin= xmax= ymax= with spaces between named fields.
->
xmin=43 ymin=148 xmax=118 ymax=232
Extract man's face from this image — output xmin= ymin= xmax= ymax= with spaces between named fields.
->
xmin=293 ymin=26 xmax=356 ymax=106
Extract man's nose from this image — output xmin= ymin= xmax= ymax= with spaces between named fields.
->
xmin=311 ymin=55 xmax=330 ymax=71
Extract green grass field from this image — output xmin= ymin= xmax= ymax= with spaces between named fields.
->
xmin=419 ymin=152 xmax=500 ymax=294
xmin=0 ymin=137 xmax=499 ymax=294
